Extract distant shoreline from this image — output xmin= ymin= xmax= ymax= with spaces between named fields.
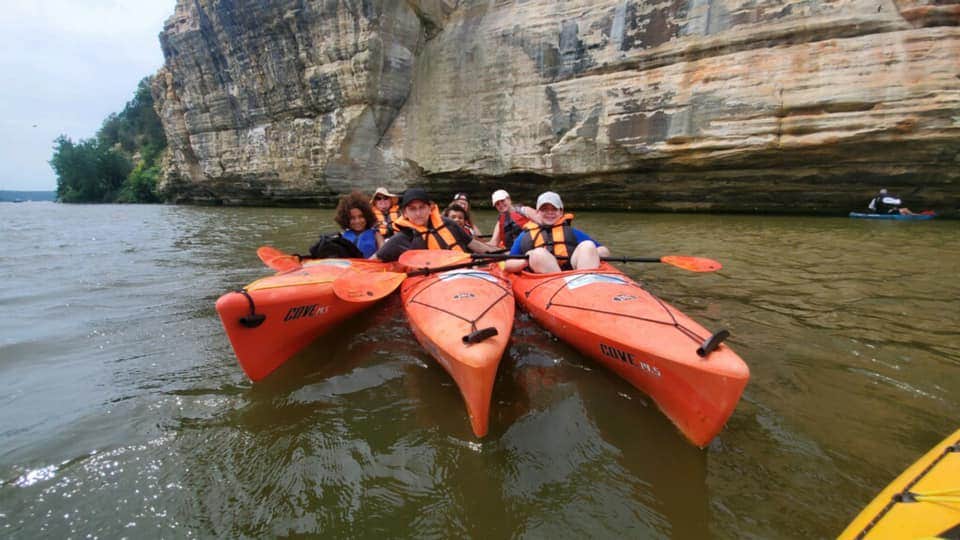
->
xmin=0 ymin=190 xmax=56 ymax=202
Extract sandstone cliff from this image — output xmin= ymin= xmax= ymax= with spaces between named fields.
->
xmin=153 ymin=0 xmax=960 ymax=214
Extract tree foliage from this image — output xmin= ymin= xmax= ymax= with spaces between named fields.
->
xmin=52 ymin=76 xmax=167 ymax=203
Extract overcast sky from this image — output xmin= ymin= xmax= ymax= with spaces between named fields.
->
xmin=0 ymin=1 xmax=175 ymax=191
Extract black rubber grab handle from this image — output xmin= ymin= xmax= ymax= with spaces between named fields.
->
xmin=697 ymin=329 xmax=730 ymax=357
xmin=463 ymin=327 xmax=498 ymax=344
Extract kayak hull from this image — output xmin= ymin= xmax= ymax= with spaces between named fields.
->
xmin=401 ymin=265 xmax=515 ymax=437
xmin=504 ymin=263 xmax=749 ymax=447
xmin=848 ymin=212 xmax=935 ymax=220
xmin=216 ymin=259 xmax=393 ymax=381
xmin=839 ymin=428 xmax=960 ymax=539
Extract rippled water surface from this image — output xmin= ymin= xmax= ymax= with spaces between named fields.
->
xmin=1 ymin=202 xmax=957 ymax=538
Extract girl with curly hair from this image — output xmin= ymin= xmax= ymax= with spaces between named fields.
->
xmin=334 ymin=191 xmax=383 ymax=257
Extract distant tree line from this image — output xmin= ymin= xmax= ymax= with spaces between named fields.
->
xmin=51 ymin=76 xmax=167 ymax=203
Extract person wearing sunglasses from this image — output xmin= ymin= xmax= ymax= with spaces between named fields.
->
xmin=370 ymin=187 xmax=401 ymax=238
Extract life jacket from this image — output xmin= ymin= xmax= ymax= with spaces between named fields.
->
xmin=393 ymin=205 xmax=467 ymax=252
xmin=519 ymin=213 xmax=578 ymax=257
xmin=341 ymin=228 xmax=379 ymax=258
xmin=871 ymin=194 xmax=901 ymax=214
xmin=373 ymin=205 xmax=401 ymax=237
xmin=498 ymin=208 xmax=530 ymax=248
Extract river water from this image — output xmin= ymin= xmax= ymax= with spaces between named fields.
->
xmin=0 ymin=202 xmax=956 ymax=538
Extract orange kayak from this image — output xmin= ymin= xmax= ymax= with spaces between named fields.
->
xmin=401 ymin=265 xmax=515 ymax=437
xmin=216 ymin=258 xmax=394 ymax=381
xmin=503 ymin=263 xmax=749 ymax=447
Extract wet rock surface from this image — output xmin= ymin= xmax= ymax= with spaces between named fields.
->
xmin=154 ymin=0 xmax=960 ymax=214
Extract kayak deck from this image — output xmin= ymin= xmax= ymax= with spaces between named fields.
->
xmin=216 ymin=258 xmax=393 ymax=381
xmin=401 ymin=266 xmax=515 ymax=437
xmin=839 ymin=428 xmax=960 ymax=539
xmin=504 ymin=263 xmax=749 ymax=447
xmin=848 ymin=211 xmax=936 ymax=220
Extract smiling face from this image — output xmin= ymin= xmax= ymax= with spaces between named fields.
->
xmin=402 ymin=200 xmax=431 ymax=227
xmin=373 ymin=195 xmax=392 ymax=211
xmin=536 ymin=203 xmax=562 ymax=225
xmin=348 ymin=208 xmax=367 ymax=232
xmin=446 ymin=209 xmax=466 ymax=227
xmin=493 ymin=197 xmax=511 ymax=214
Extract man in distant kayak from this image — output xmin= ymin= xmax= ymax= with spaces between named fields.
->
xmin=867 ymin=188 xmax=914 ymax=215
xmin=503 ymin=191 xmax=610 ymax=273
xmin=488 ymin=189 xmax=536 ymax=249
xmin=371 ymin=188 xmax=496 ymax=262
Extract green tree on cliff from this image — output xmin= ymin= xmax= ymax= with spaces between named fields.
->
xmin=51 ymin=76 xmax=167 ymax=203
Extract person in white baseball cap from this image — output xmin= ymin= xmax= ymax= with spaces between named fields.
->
xmin=488 ymin=189 xmax=537 ymax=248
xmin=503 ymin=191 xmax=610 ymax=273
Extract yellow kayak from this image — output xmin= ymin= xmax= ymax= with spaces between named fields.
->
xmin=839 ymin=428 xmax=960 ymax=539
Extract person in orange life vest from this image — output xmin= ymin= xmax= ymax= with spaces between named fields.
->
xmin=503 ymin=191 xmax=610 ymax=273
xmin=334 ymin=191 xmax=383 ymax=258
xmin=450 ymin=192 xmax=482 ymax=236
xmin=370 ymin=187 xmax=401 ymax=238
xmin=488 ymin=189 xmax=536 ymax=248
xmin=371 ymin=188 xmax=497 ymax=262
xmin=443 ymin=202 xmax=475 ymax=237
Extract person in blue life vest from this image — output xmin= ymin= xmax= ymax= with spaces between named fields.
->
xmin=488 ymin=189 xmax=537 ymax=248
xmin=334 ymin=191 xmax=383 ymax=258
xmin=371 ymin=187 xmax=402 ymax=238
xmin=503 ymin=191 xmax=610 ymax=274
xmin=371 ymin=188 xmax=497 ymax=262
xmin=867 ymin=188 xmax=914 ymax=215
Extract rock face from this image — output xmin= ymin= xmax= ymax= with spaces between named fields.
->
xmin=154 ymin=0 xmax=960 ymax=214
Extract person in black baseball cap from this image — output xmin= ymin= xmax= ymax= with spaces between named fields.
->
xmin=371 ymin=188 xmax=496 ymax=262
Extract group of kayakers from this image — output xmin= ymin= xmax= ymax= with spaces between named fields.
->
xmin=329 ymin=186 xmax=609 ymax=273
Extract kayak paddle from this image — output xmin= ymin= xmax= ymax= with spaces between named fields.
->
xmin=256 ymin=246 xmax=303 ymax=272
xmin=398 ymin=249 xmax=723 ymax=273
xmin=332 ymin=258 xmax=495 ymax=302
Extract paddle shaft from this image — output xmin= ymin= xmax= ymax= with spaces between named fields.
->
xmin=470 ymin=253 xmax=663 ymax=263
xmin=405 ymin=259 xmax=493 ymax=276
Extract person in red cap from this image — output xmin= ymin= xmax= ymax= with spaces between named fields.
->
xmin=488 ymin=189 xmax=536 ymax=248
xmin=503 ymin=191 xmax=609 ymax=273
xmin=370 ymin=187 xmax=401 ymax=238
xmin=371 ymin=188 xmax=496 ymax=262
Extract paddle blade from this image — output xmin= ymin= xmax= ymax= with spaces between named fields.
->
xmin=332 ymin=270 xmax=406 ymax=302
xmin=398 ymin=249 xmax=471 ymax=269
xmin=660 ymin=256 xmax=722 ymax=272
xmin=257 ymin=246 xmax=302 ymax=272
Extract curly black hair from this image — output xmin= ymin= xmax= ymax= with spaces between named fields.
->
xmin=443 ymin=202 xmax=472 ymax=224
xmin=334 ymin=191 xmax=377 ymax=230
